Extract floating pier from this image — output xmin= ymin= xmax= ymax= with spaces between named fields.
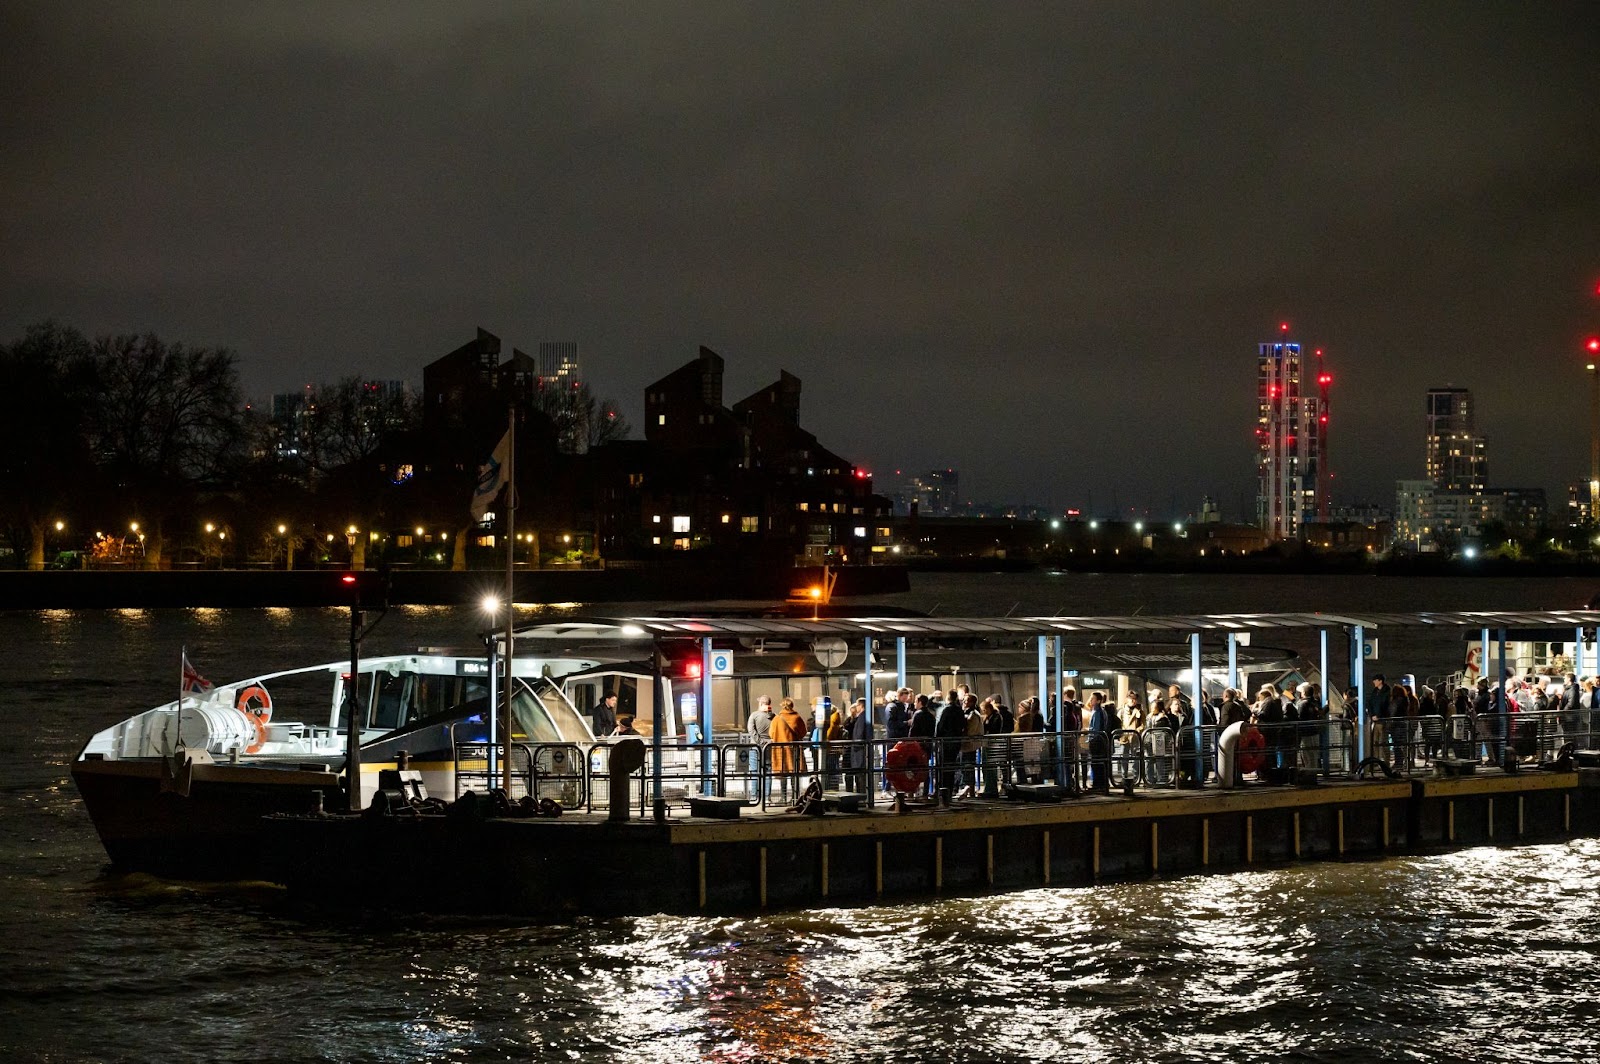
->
xmin=265 ymin=768 xmax=1598 ymax=918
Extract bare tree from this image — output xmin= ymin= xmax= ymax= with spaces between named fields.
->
xmin=82 ymin=333 xmax=243 ymax=568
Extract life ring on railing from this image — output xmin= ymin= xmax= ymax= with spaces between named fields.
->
xmin=1236 ymin=726 xmax=1267 ymax=775
xmin=884 ymin=740 xmax=929 ymax=793
xmin=235 ymin=685 xmax=272 ymax=754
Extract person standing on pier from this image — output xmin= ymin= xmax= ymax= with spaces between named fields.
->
xmin=1085 ymin=691 xmax=1115 ymax=791
xmin=1369 ymin=675 xmax=1393 ymax=767
xmin=845 ymin=697 xmax=871 ymax=793
xmin=909 ymin=694 xmax=937 ymax=795
xmin=747 ymin=695 xmax=774 ymax=799
xmin=885 ymin=689 xmax=912 ymax=741
xmin=935 ymin=690 xmax=967 ymax=796
xmin=769 ymin=697 xmax=807 ymax=803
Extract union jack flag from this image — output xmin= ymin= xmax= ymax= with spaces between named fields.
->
xmin=181 ymin=651 xmax=212 ymax=694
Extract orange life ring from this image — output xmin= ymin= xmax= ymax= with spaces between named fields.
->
xmin=235 ymin=685 xmax=272 ymax=754
xmin=884 ymin=740 xmax=929 ymax=793
xmin=1236 ymin=726 xmax=1267 ymax=775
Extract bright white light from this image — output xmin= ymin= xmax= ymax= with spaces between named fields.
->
xmin=481 ymin=595 xmax=501 ymax=613
xmin=1463 ymin=547 xmax=1477 ymax=560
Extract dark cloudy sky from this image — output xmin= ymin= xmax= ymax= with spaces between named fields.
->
xmin=5 ymin=2 xmax=1598 ymax=516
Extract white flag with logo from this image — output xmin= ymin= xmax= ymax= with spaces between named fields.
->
xmin=470 ymin=430 xmax=512 ymax=521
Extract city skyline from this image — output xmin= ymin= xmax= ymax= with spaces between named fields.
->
xmin=5 ymin=3 xmax=1597 ymax=509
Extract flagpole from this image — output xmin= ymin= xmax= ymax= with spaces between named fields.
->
xmin=502 ymin=404 xmax=516 ymax=798
xmin=176 ymin=646 xmax=185 ymax=757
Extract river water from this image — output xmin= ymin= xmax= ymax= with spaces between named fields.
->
xmin=3 ymin=573 xmax=1599 ymax=1062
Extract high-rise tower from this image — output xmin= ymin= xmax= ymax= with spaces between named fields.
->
xmin=1255 ymin=324 xmax=1330 ymax=539
xmin=1425 ymin=387 xmax=1486 ymax=492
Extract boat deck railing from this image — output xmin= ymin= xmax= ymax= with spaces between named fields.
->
xmin=460 ymin=711 xmax=1593 ymax=817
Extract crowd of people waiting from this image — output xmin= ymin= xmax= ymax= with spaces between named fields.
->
xmin=734 ymin=668 xmax=1600 ymax=806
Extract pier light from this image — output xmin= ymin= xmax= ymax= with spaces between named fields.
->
xmin=1173 ymin=522 xmax=1184 ymax=533
xmin=1089 ymin=520 xmax=1099 ymax=530
xmin=1050 ymin=519 xmax=1061 ymax=530
xmin=1133 ymin=521 xmax=1143 ymax=533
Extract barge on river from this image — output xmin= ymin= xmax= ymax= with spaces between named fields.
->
xmin=261 ymin=610 xmax=1600 ymax=917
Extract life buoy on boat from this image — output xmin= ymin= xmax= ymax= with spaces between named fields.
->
xmin=234 ymin=685 xmax=272 ymax=755
xmin=1236 ymin=726 xmax=1267 ymax=775
xmin=884 ymin=740 xmax=929 ymax=793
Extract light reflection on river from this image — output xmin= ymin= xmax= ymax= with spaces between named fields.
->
xmin=2 ymin=574 xmax=1599 ymax=1062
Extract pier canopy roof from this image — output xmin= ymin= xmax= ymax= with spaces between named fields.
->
xmin=518 ymin=610 xmax=1596 ymax=644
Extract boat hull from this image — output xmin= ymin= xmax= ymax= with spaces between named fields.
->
xmin=72 ymin=756 xmax=344 ymax=880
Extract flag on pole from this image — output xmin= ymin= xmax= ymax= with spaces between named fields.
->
xmin=181 ymin=650 xmax=212 ymax=695
xmin=470 ymin=430 xmax=513 ymax=521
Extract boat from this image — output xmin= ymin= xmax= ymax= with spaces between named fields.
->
xmin=72 ymin=643 xmax=610 ymax=878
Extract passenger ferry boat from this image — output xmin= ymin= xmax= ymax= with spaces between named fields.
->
xmin=72 ymin=645 xmax=607 ymax=878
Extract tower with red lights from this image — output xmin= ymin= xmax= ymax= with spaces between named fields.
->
xmin=1255 ymin=324 xmax=1330 ymax=538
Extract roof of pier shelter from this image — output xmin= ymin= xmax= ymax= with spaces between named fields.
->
xmin=520 ymin=610 xmax=1597 ymax=643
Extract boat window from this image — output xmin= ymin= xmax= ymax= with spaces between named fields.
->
xmin=250 ymin=670 xmax=341 ymax=727
xmin=509 ymin=686 xmax=563 ymax=745
xmin=368 ymin=671 xmax=415 ymax=731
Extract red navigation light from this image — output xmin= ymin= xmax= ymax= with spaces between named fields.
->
xmin=1318 ymin=373 xmax=1332 ymax=385
xmin=854 ymin=469 xmax=868 ymax=479
xmin=1314 ymin=348 xmax=1324 ymax=357
xmin=1280 ymin=322 xmax=1289 ymax=332
xmin=1268 ymin=385 xmax=1279 ymax=397
xmin=1320 ymin=415 xmax=1328 ymax=423
xmin=340 ymin=573 xmax=357 ymax=585
xmin=1587 ymin=338 xmax=1600 ymax=354
xmin=684 ymin=660 xmax=702 ymax=680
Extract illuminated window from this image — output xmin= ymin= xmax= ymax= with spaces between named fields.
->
xmin=741 ymin=516 xmax=758 ymax=533
xmin=672 ymin=516 xmax=690 ymax=533
xmin=652 ymin=536 xmax=661 ymax=546
xmin=853 ymin=526 xmax=867 ymax=538
xmin=397 ymin=535 xmax=414 ymax=547
xmin=721 ymin=513 xmax=730 ymax=524
xmin=652 ymin=514 xmax=661 ymax=524
xmin=673 ymin=537 xmax=690 ymax=550
xmin=657 ymin=414 xmax=666 ymax=426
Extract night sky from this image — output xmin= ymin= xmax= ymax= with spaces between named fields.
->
xmin=5 ymin=2 xmax=1597 ymax=516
